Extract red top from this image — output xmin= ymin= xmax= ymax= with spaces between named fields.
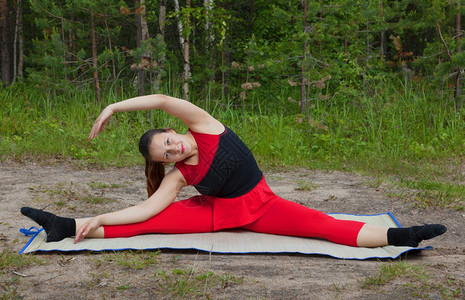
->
xmin=175 ymin=129 xmax=222 ymax=185
xmin=175 ymin=128 xmax=278 ymax=230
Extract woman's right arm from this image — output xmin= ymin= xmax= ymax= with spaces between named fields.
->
xmin=74 ymin=167 xmax=186 ymax=243
xmin=89 ymin=94 xmax=223 ymax=139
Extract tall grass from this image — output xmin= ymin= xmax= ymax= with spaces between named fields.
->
xmin=1 ymin=82 xmax=464 ymax=181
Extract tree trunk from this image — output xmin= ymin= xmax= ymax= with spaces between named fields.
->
xmin=204 ymin=0 xmax=215 ymax=85
xmin=60 ymin=4 xmax=67 ymax=81
xmin=140 ymin=0 xmax=149 ymax=44
xmin=300 ymin=0 xmax=308 ymax=114
xmin=17 ymin=0 xmax=23 ymax=79
xmin=455 ymin=2 xmax=462 ymax=111
xmin=437 ymin=23 xmax=461 ymax=112
xmin=1 ymin=0 xmax=10 ymax=85
xmin=223 ymin=30 xmax=230 ymax=99
xmin=248 ymin=0 xmax=254 ymax=36
xmin=90 ymin=11 xmax=101 ymax=103
xmin=135 ymin=0 xmax=145 ymax=96
xmin=204 ymin=0 xmax=214 ymax=43
xmin=456 ymin=3 xmax=461 ymax=51
xmin=363 ymin=7 xmax=370 ymax=93
xmin=104 ymin=19 xmax=117 ymax=92
xmin=174 ymin=0 xmax=191 ymax=100
xmin=380 ymin=0 xmax=386 ymax=59
xmin=141 ymin=0 xmax=150 ymax=95
xmin=154 ymin=0 xmax=167 ymax=93
xmin=12 ymin=0 xmax=19 ymax=83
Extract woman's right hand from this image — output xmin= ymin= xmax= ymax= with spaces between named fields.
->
xmin=89 ymin=106 xmax=114 ymax=140
xmin=74 ymin=216 xmax=101 ymax=244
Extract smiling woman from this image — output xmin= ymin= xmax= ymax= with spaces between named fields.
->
xmin=21 ymin=94 xmax=447 ymax=249
xmin=146 ymin=129 xmax=195 ymax=163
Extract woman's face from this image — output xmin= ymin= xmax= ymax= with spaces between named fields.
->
xmin=148 ymin=130 xmax=193 ymax=163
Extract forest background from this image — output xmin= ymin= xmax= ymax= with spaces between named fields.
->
xmin=1 ymin=0 xmax=465 ymax=194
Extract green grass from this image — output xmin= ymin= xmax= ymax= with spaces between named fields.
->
xmin=0 ymin=246 xmax=43 ymax=299
xmin=294 ymin=180 xmax=319 ymax=191
xmin=154 ymin=267 xmax=242 ymax=298
xmin=93 ymin=251 xmax=242 ymax=298
xmin=87 ymin=182 xmax=127 ymax=189
xmin=361 ymin=262 xmax=464 ymax=299
xmin=97 ymin=250 xmax=161 ymax=270
xmin=389 ymin=178 xmax=465 ymax=211
xmin=28 ymin=182 xmax=118 ymax=211
xmin=0 ymin=247 xmax=42 ymax=271
xmin=361 ymin=262 xmax=427 ymax=288
xmin=2 ymin=82 xmax=464 ymax=198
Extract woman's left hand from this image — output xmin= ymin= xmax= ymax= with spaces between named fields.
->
xmin=74 ymin=216 xmax=101 ymax=244
xmin=89 ymin=106 xmax=114 ymax=140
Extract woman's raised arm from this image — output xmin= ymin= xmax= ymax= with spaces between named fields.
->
xmin=89 ymin=94 xmax=223 ymax=140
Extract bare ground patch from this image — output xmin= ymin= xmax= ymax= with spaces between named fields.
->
xmin=1 ymin=161 xmax=463 ymax=299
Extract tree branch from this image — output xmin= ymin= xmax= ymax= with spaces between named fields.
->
xmin=436 ymin=23 xmax=452 ymax=61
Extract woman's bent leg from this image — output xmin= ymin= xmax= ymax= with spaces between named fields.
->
xmin=104 ymin=196 xmax=214 ymax=238
xmin=241 ymin=198 xmax=365 ymax=247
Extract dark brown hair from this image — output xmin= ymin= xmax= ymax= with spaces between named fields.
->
xmin=139 ymin=129 xmax=168 ymax=197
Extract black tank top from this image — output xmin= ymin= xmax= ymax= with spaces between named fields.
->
xmin=193 ymin=127 xmax=263 ymax=198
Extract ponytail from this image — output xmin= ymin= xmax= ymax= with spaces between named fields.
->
xmin=145 ymin=159 xmax=165 ymax=197
xmin=139 ymin=128 xmax=169 ymax=197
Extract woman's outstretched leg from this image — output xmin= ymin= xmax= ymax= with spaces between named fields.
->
xmin=241 ymin=198 xmax=447 ymax=247
xmin=21 ymin=195 xmax=214 ymax=242
xmin=241 ymin=198 xmax=365 ymax=246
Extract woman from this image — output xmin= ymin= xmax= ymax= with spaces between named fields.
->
xmin=21 ymin=94 xmax=447 ymax=247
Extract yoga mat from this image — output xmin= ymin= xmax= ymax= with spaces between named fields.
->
xmin=19 ymin=213 xmax=432 ymax=260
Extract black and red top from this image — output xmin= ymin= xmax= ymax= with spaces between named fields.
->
xmin=175 ymin=126 xmax=278 ymax=230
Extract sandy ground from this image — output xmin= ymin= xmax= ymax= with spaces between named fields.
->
xmin=0 ymin=161 xmax=463 ymax=299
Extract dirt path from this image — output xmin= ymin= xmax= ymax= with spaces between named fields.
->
xmin=1 ymin=161 xmax=463 ymax=299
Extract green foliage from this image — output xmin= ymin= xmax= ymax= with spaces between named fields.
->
xmin=10 ymin=0 xmax=464 ymax=107
xmin=0 ymin=247 xmax=42 ymax=271
xmin=361 ymin=262 xmax=464 ymax=299
xmin=391 ymin=178 xmax=465 ymax=211
xmin=154 ymin=267 xmax=242 ymax=298
xmin=2 ymin=80 xmax=465 ymax=179
xmin=98 ymin=250 xmax=161 ymax=270
xmin=2 ymin=1 xmax=465 ymax=186
xmin=362 ymin=262 xmax=427 ymax=288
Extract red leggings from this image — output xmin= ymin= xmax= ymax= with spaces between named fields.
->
xmin=104 ymin=196 xmax=365 ymax=247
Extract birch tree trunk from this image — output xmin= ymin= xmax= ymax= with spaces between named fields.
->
xmin=154 ymin=0 xmax=167 ymax=93
xmin=17 ymin=0 xmax=23 ymax=79
xmin=300 ymin=0 xmax=308 ymax=114
xmin=456 ymin=1 xmax=461 ymax=51
xmin=135 ymin=0 xmax=144 ymax=95
xmin=380 ymin=0 xmax=386 ymax=59
xmin=91 ymin=11 xmax=101 ymax=103
xmin=135 ymin=0 xmax=150 ymax=95
xmin=174 ymin=0 xmax=191 ymax=100
xmin=104 ymin=19 xmax=117 ymax=91
xmin=140 ymin=0 xmax=149 ymax=45
xmin=1 ymin=0 xmax=10 ymax=85
xmin=204 ymin=0 xmax=215 ymax=84
xmin=13 ymin=0 xmax=19 ymax=83
xmin=204 ymin=0 xmax=214 ymax=43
